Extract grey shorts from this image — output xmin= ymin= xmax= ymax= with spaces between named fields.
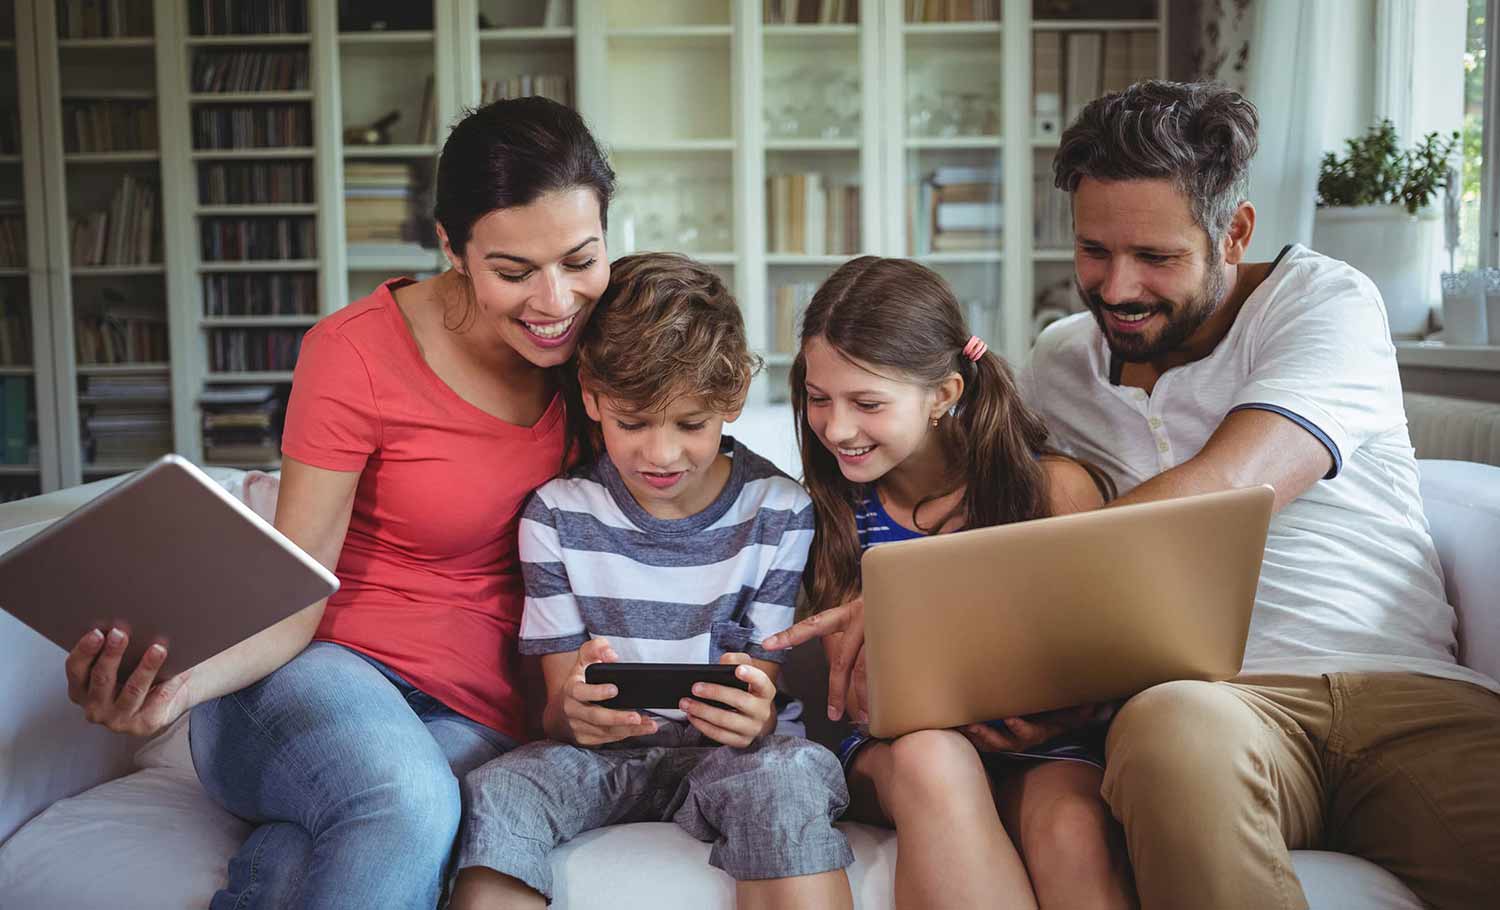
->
xmin=457 ymin=721 xmax=853 ymax=902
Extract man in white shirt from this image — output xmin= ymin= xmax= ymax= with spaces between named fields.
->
xmin=1021 ymin=81 xmax=1500 ymax=910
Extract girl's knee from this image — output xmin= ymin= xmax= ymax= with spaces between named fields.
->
xmin=884 ymin=729 xmax=986 ymax=804
xmin=1021 ymin=787 xmax=1118 ymax=866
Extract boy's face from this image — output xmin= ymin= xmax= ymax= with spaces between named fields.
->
xmin=583 ymin=389 xmax=743 ymax=520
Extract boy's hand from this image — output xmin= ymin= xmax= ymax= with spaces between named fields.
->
xmin=679 ymin=652 xmax=776 ymax=749
xmin=557 ymin=638 xmax=658 ymax=747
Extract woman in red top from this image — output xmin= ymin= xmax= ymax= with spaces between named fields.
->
xmin=60 ymin=97 xmax=613 ymax=909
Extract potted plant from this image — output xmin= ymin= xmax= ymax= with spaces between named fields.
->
xmin=1313 ymin=120 xmax=1459 ymax=338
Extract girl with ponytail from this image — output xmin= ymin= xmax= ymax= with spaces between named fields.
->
xmin=763 ymin=256 xmax=1133 ymax=909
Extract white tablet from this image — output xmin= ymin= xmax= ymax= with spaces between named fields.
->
xmin=0 ymin=454 xmax=339 ymax=677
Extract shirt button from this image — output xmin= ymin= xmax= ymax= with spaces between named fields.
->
xmin=1157 ymin=440 xmax=1169 ymax=453
xmin=1148 ymin=417 xmax=1162 ymax=429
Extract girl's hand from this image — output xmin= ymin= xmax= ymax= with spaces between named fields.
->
xmin=678 ymin=653 xmax=776 ymax=749
xmin=558 ymin=637 xmax=658 ymax=747
xmin=763 ymin=596 xmax=867 ymax=723
xmin=959 ymin=704 xmax=1109 ymax=753
xmin=64 ymin=627 xmax=194 ymax=737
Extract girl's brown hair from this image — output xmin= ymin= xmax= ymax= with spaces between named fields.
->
xmin=791 ymin=256 xmax=1114 ymax=612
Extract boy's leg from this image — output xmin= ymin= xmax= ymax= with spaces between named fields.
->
xmin=672 ymin=735 xmax=853 ymax=906
xmin=992 ymin=759 xmax=1135 ymax=910
xmin=456 ymin=739 xmax=675 ymax=903
xmin=1321 ymin=672 xmax=1500 ymax=910
xmin=1101 ymin=677 xmax=1330 ymax=910
xmin=853 ymin=729 xmax=1038 ymax=910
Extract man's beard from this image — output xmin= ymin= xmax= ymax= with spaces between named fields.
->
xmin=1078 ymin=258 xmax=1229 ymax=363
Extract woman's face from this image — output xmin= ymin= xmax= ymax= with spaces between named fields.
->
xmin=440 ymin=187 xmax=610 ymax=368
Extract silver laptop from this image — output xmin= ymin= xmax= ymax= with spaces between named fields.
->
xmin=0 ymin=454 xmax=338 ymax=677
xmin=861 ymin=485 xmax=1274 ymax=739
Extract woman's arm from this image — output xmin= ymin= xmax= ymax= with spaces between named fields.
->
xmin=65 ymin=456 xmax=361 ymax=735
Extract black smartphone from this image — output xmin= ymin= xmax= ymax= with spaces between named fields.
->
xmin=585 ymin=662 xmax=750 ymax=711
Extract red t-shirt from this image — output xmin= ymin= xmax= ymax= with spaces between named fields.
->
xmin=281 ymin=278 xmax=565 ymax=739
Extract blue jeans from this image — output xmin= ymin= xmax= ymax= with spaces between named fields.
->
xmin=190 ymin=642 xmax=516 ymax=910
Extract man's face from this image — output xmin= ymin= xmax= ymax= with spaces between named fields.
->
xmin=1071 ymin=177 xmax=1229 ymax=362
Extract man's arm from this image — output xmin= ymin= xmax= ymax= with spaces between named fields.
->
xmin=1109 ymin=407 xmax=1332 ymax=513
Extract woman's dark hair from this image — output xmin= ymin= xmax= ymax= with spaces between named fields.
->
xmin=433 ymin=96 xmax=616 ymax=471
xmin=791 ymin=256 xmax=1115 ymax=612
xmin=434 ymin=95 xmax=615 ymax=253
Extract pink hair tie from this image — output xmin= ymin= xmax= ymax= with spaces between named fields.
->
xmin=963 ymin=335 xmax=988 ymax=362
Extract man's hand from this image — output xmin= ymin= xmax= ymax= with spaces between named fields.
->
xmin=763 ymin=596 xmax=867 ymax=722
xmin=554 ymin=638 xmax=659 ymax=747
xmin=678 ymin=653 xmax=777 ymax=748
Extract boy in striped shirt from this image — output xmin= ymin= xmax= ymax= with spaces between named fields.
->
xmin=454 ymin=254 xmax=853 ymax=909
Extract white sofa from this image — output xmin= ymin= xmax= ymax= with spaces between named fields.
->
xmin=1 ymin=406 xmax=1495 ymax=908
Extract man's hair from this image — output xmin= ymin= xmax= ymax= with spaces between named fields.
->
xmin=1053 ymin=80 xmax=1260 ymax=248
xmin=577 ymin=252 xmax=760 ymax=414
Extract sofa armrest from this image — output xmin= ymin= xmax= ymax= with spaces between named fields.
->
xmin=1419 ymin=459 xmax=1500 ymax=683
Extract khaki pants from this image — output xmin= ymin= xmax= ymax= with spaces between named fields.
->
xmin=1101 ymin=672 xmax=1500 ymax=910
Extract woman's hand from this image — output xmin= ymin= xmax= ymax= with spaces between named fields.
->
xmin=763 ymin=596 xmax=868 ymax=723
xmin=64 ymin=627 xmax=194 ymax=737
xmin=553 ymin=637 xmax=659 ymax=747
xmin=958 ymin=704 xmax=1108 ymax=753
xmin=678 ymin=653 xmax=777 ymax=749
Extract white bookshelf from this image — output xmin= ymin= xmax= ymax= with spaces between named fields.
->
xmin=6 ymin=0 xmax=1168 ymax=490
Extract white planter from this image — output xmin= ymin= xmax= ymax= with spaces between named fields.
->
xmin=1311 ymin=204 xmax=1443 ymax=339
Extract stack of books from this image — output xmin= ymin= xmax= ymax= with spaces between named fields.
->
xmin=903 ymin=0 xmax=999 ymax=22
xmin=344 ymin=162 xmax=413 ymax=245
xmin=1034 ymin=29 xmax=1158 ymax=128
xmin=1033 ymin=172 xmax=1071 ymax=250
xmin=189 ymin=0 xmax=306 ymax=36
xmin=69 ymin=175 xmax=158 ymax=266
xmin=192 ymin=104 xmax=311 ymax=149
xmin=766 ymin=174 xmax=860 ymax=256
xmin=203 ymin=273 xmax=316 ymax=317
xmin=79 ymin=374 xmax=172 ymax=465
xmin=199 ymin=161 xmax=312 ymax=205
xmin=58 ymin=0 xmax=153 ymax=38
xmin=75 ymin=299 xmax=168 ymax=365
xmin=200 ymin=215 xmax=314 ymax=261
xmin=201 ymin=384 xmax=281 ymax=466
xmin=209 ymin=327 xmax=304 ymax=373
xmin=0 ymin=204 xmax=24 ymax=267
xmin=909 ymin=166 xmax=1001 ymax=255
xmin=191 ymin=49 xmax=309 ymax=93
xmin=764 ymin=0 xmax=860 ymax=24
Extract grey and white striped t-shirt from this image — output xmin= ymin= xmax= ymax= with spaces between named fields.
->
xmin=517 ymin=436 xmax=814 ymax=672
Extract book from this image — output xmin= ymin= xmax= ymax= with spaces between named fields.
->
xmin=1064 ymin=32 xmax=1103 ymax=125
xmin=3 ymin=377 xmax=28 ymax=464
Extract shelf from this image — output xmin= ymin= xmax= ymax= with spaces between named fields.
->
xmin=185 ymin=34 xmax=311 ymax=46
xmin=200 ymin=316 xmax=318 ymax=327
xmin=607 ymin=25 xmax=733 ymax=41
xmin=1032 ymin=19 xmax=1161 ymax=31
xmin=196 ymin=204 xmax=317 ymax=216
xmin=1395 ymin=342 xmax=1500 ymax=372
xmin=65 ymin=151 xmax=160 ymax=164
xmin=767 ymin=254 xmax=849 ymax=266
xmin=906 ymin=136 xmax=1003 ymax=149
xmin=60 ymin=89 xmax=156 ymax=100
xmin=58 ymin=36 xmax=155 ymax=49
xmin=1034 ymin=249 xmax=1074 ymax=262
xmin=480 ymin=27 xmax=575 ymax=43
xmin=0 ymin=155 xmax=19 ymax=163
xmin=0 ymin=268 xmax=27 ymax=277
xmin=903 ymin=22 xmax=1002 ymax=35
xmin=0 ymin=464 xmax=41 ymax=476
xmin=189 ymin=91 xmax=313 ymax=103
xmin=918 ymin=251 xmax=1003 ymax=263
xmin=72 ymin=264 xmax=166 ymax=276
xmin=764 ymin=24 xmax=859 ymax=38
xmin=191 ymin=147 xmax=315 ymax=160
xmin=765 ymin=138 xmax=860 ymax=151
xmin=206 ymin=371 xmax=296 ymax=383
xmin=762 ymin=353 xmax=795 ymax=367
xmin=693 ymin=253 xmax=738 ymax=266
xmin=0 ymin=365 xmax=34 ymax=376
xmin=338 ymin=30 xmax=434 ymax=45
xmin=82 ymin=461 xmax=154 ymax=475
xmin=346 ymin=244 xmax=443 ymax=272
xmin=76 ymin=362 xmax=170 ymax=375
xmin=198 ymin=260 xmax=320 ymax=272
xmin=610 ymin=139 xmax=735 ymax=153
xmin=343 ymin=144 xmax=438 ymax=159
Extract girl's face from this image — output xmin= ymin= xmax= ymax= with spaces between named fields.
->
xmin=438 ymin=187 xmax=609 ymax=368
xmin=802 ymin=335 xmax=947 ymax=485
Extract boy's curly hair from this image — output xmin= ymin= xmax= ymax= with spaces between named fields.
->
xmin=577 ymin=253 xmax=761 ymax=413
